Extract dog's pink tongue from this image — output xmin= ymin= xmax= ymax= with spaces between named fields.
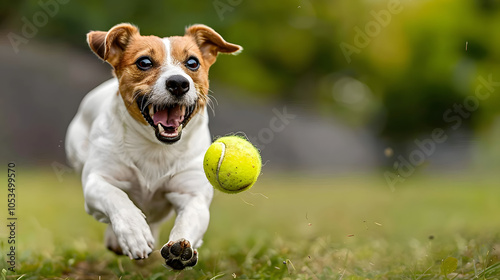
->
xmin=152 ymin=106 xmax=184 ymax=127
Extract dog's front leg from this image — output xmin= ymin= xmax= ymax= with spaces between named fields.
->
xmin=83 ymin=173 xmax=155 ymax=259
xmin=160 ymin=190 xmax=211 ymax=270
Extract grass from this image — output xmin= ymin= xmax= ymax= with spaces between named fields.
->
xmin=1 ymin=169 xmax=500 ymax=279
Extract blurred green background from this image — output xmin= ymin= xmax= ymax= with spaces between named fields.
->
xmin=1 ymin=1 xmax=500 ymax=278
xmin=1 ymin=0 xmax=499 ymax=174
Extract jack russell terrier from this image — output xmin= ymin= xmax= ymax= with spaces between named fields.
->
xmin=65 ymin=23 xmax=241 ymax=270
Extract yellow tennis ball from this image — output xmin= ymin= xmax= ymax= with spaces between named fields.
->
xmin=203 ymin=136 xmax=261 ymax=194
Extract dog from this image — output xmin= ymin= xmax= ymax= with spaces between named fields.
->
xmin=65 ymin=23 xmax=241 ymax=270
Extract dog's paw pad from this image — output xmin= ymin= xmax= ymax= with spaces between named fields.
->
xmin=161 ymin=239 xmax=198 ymax=270
xmin=180 ymin=247 xmax=193 ymax=261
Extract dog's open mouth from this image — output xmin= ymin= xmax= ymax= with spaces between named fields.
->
xmin=137 ymin=96 xmax=196 ymax=144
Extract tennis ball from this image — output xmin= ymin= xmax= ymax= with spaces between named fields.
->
xmin=203 ymin=136 xmax=261 ymax=194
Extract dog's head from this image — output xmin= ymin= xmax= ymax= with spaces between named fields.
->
xmin=87 ymin=23 xmax=242 ymax=144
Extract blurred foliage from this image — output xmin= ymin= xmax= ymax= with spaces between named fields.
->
xmin=3 ymin=0 xmax=500 ymax=142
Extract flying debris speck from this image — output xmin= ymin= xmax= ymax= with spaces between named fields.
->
xmin=384 ymin=147 xmax=394 ymax=158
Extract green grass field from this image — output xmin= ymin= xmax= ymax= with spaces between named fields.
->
xmin=1 ymin=169 xmax=500 ymax=279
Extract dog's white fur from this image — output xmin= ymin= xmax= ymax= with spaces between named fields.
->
xmin=66 ymin=23 xmax=241 ymax=268
xmin=66 ymin=47 xmax=213 ymax=260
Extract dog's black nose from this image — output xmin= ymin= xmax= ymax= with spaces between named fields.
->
xmin=166 ymin=75 xmax=190 ymax=96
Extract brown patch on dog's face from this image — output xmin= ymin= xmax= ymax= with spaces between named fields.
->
xmin=88 ymin=24 xmax=167 ymax=125
xmin=116 ymin=36 xmax=167 ymax=125
xmin=168 ymin=36 xmax=209 ymax=116
xmin=87 ymin=23 xmax=242 ymax=143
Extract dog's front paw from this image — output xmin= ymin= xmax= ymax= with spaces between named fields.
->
xmin=160 ymin=239 xmax=198 ymax=270
xmin=110 ymin=211 xmax=155 ymax=260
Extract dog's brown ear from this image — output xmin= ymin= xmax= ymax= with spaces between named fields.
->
xmin=87 ymin=23 xmax=139 ymax=66
xmin=185 ymin=24 xmax=242 ymax=66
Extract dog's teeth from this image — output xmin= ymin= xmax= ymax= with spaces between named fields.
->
xmin=158 ymin=124 xmax=164 ymax=133
xmin=178 ymin=124 xmax=183 ymax=133
xmin=149 ymin=105 xmax=154 ymax=116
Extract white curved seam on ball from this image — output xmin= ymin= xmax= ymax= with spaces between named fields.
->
xmin=216 ymin=142 xmax=226 ymax=186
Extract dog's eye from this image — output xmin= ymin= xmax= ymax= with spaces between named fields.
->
xmin=136 ymin=57 xmax=153 ymax=70
xmin=185 ymin=57 xmax=200 ymax=71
